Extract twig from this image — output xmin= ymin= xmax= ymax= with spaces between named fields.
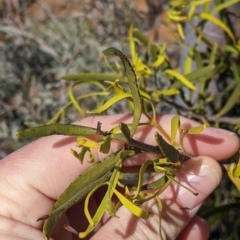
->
xmin=161 ymin=97 xmax=240 ymax=125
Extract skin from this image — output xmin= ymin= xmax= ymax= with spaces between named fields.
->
xmin=0 ymin=114 xmax=239 ymax=240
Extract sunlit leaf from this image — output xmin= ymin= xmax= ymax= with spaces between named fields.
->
xmin=177 ymin=23 xmax=185 ymax=39
xmin=187 ymin=5 xmax=196 ymax=20
xmin=112 ymin=187 xmax=149 ymax=220
xmin=199 ymin=13 xmax=236 ymax=43
xmin=151 ymin=89 xmax=180 ymax=100
xmin=76 ymin=136 xmax=99 ymax=149
xmin=225 ymin=164 xmax=240 ymax=192
xmin=79 ymin=151 xmax=131 ymax=238
xmin=88 ymin=93 xmax=131 ymax=114
xmin=233 ymin=160 xmax=240 ymax=178
xmin=152 ymin=54 xmax=165 ymax=68
xmin=211 ymin=0 xmax=240 ymax=15
xmin=184 ymin=50 xmax=193 ymax=75
xmin=152 ymin=43 xmax=166 ymax=68
xmin=132 ymin=160 xmax=154 ymax=198
xmin=185 ymin=124 xmax=206 ymax=135
xmin=105 ymin=79 xmax=125 ymax=94
xmin=167 ymin=10 xmax=187 ymax=22
xmin=171 ymin=115 xmax=180 ymax=144
xmin=165 ymin=69 xmax=196 ymax=91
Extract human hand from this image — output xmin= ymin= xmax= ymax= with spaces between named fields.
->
xmin=0 ymin=114 xmax=239 ymax=240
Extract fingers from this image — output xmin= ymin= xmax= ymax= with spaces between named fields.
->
xmin=90 ymin=155 xmax=221 ymax=240
xmin=0 ymin=215 xmax=45 ymax=240
xmin=129 ymin=114 xmax=239 ymax=161
xmin=177 ymin=216 xmax=210 ymax=240
xmin=0 ymin=114 xmax=237 ymax=232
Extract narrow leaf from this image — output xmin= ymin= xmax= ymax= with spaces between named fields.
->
xmin=165 ymin=69 xmax=196 ymax=91
xmin=155 ymin=132 xmax=179 ymax=163
xmin=112 ymin=187 xmax=149 ymax=220
xmin=199 ymin=13 xmax=236 ymax=43
xmin=88 ymin=93 xmax=131 ymax=114
xmin=100 ymin=135 xmax=111 ymax=154
xmin=119 ymin=123 xmax=131 ymax=141
xmin=41 ymin=151 xmax=126 ymax=239
xmin=185 ymin=124 xmax=206 ymax=135
xmin=103 ymin=47 xmax=142 ymax=136
xmin=80 ymin=154 xmax=129 ymax=238
xmin=216 ymin=82 xmax=240 ymax=118
xmin=76 ymin=136 xmax=99 ymax=149
xmin=171 ymin=115 xmax=180 ymax=144
xmin=68 ymin=83 xmax=84 ymax=117
xmin=17 ymin=124 xmax=98 ymax=138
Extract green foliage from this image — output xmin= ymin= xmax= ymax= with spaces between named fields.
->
xmin=18 ymin=46 xmax=202 ymax=239
xmin=14 ymin=0 xmax=240 ymax=239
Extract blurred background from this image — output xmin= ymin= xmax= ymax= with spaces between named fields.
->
xmin=0 ymin=0 xmax=175 ymax=158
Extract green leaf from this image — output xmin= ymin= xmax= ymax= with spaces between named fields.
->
xmin=70 ymin=147 xmax=89 ymax=164
xmin=40 ymin=150 xmax=129 ymax=240
xmin=165 ymin=69 xmax=196 ymax=91
xmin=216 ymin=63 xmax=240 ymax=118
xmin=99 ymin=135 xmax=111 ymax=154
xmin=171 ymin=115 xmax=180 ymax=144
xmin=17 ymin=124 xmax=98 ymax=138
xmin=46 ymin=92 xmax=109 ymax=124
xmin=172 ymin=65 xmax=215 ymax=89
xmin=186 ymin=65 xmax=215 ymax=82
xmin=76 ymin=136 xmax=99 ymax=149
xmin=155 ymin=132 xmax=179 ymax=163
xmin=119 ymin=122 xmax=131 ymax=141
xmin=112 ymin=187 xmax=149 ymax=220
xmin=79 ymin=151 xmax=132 ymax=238
xmin=103 ymin=47 xmax=142 ymax=136
xmin=184 ymin=49 xmax=194 ymax=75
xmin=42 ymin=171 xmax=111 ymax=240
xmin=233 ymin=160 xmax=240 ymax=178
xmin=211 ymin=0 xmax=240 ymax=15
xmin=185 ymin=124 xmax=206 ymax=135
xmin=199 ymin=13 xmax=236 ymax=43
xmin=132 ymin=160 xmax=154 ymax=198
xmin=105 ymin=79 xmax=126 ymax=94
xmin=87 ymin=93 xmax=131 ymax=114
xmin=216 ymin=83 xmax=240 ymax=118
xmin=132 ymin=28 xmax=159 ymax=57
xmin=225 ymin=164 xmax=240 ymax=192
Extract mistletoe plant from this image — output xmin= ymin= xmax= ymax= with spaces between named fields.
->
xmin=17 ymin=0 xmax=240 ymax=239
xmin=17 ymin=45 xmax=205 ymax=239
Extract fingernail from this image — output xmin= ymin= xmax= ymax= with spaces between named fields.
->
xmin=173 ymin=159 xmax=220 ymax=209
xmin=207 ymin=127 xmax=236 ymax=136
